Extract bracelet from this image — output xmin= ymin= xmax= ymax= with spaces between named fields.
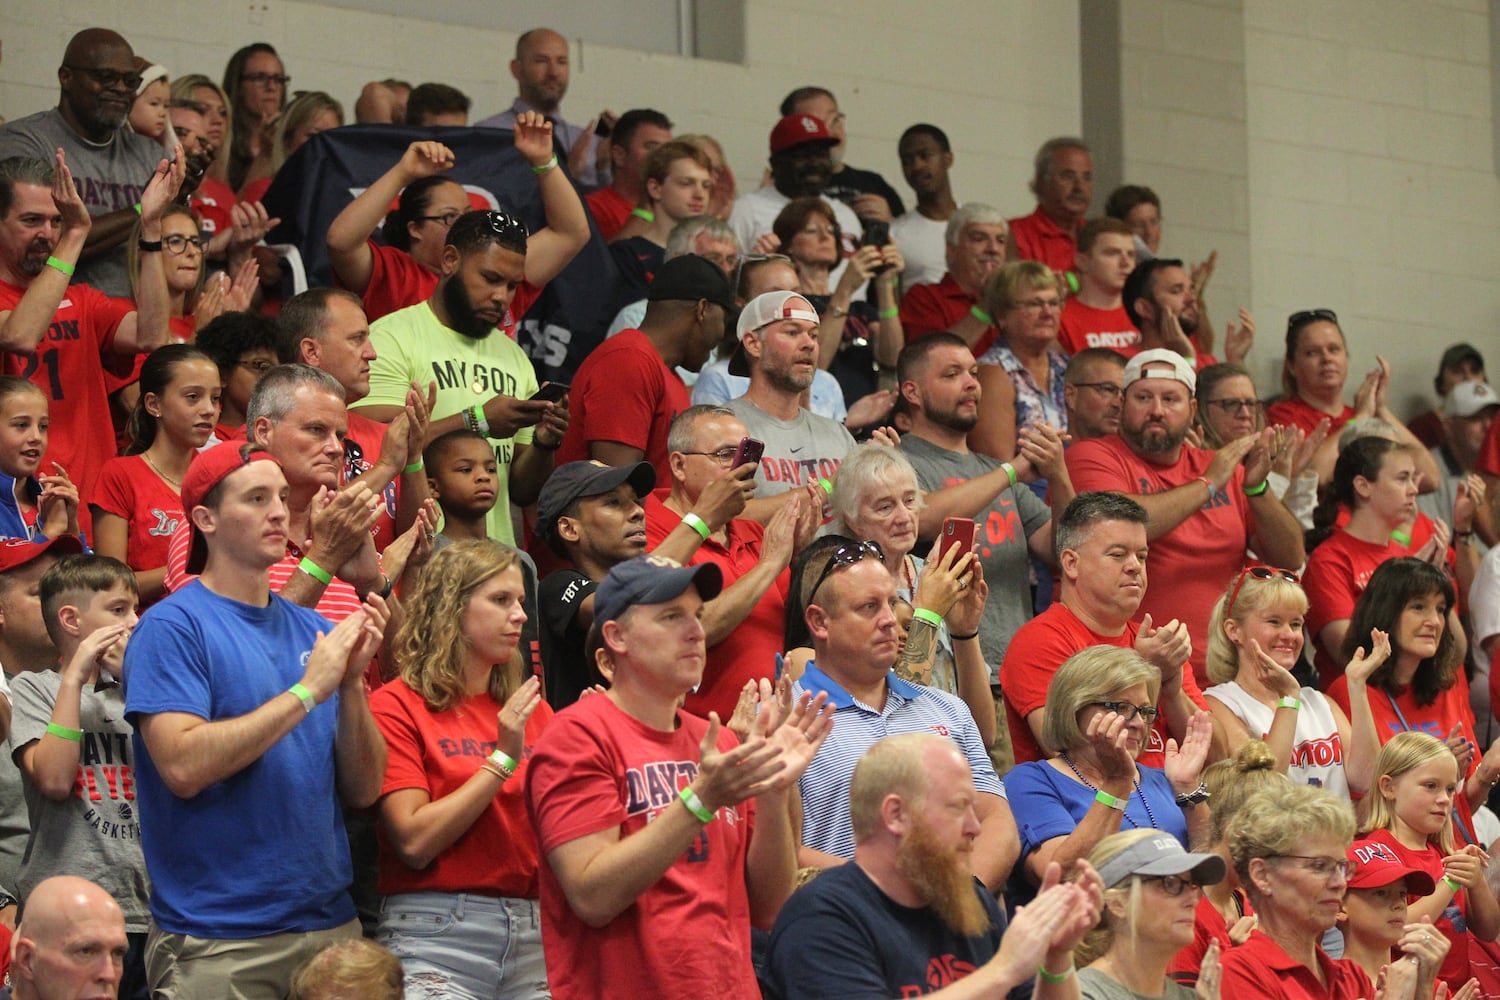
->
xmin=297 ymin=557 xmax=333 ymax=586
xmin=288 ymin=682 xmax=317 ymax=714
xmin=631 ymin=207 xmax=656 ymax=222
xmin=1094 ymin=789 xmax=1127 ymax=811
xmin=951 ymin=629 xmax=980 ymax=641
xmin=679 ymin=785 xmax=715 ymax=823
xmin=1196 ymin=476 xmax=1215 ymax=498
xmin=532 ymin=435 xmax=561 ymax=451
xmin=470 ymin=405 xmax=490 ymax=437
xmin=45 ymin=255 xmax=75 ymax=277
xmin=969 ymin=305 xmax=993 ymax=325
xmin=137 ymin=238 xmax=164 ymax=253
xmin=1442 ymin=874 xmax=1463 ymax=894
xmin=819 ymin=478 xmax=834 ymax=495
xmin=1174 ymin=781 xmax=1211 ymax=806
xmin=912 ymin=608 xmax=943 ymax=628
xmin=45 ymin=721 xmax=83 ymax=742
xmin=1037 ymin=964 xmax=1075 ymax=985
xmin=377 ymin=575 xmax=395 ymax=600
xmin=1276 ymin=696 xmax=1301 ymax=710
xmin=530 ymin=154 xmax=558 ymax=175
xmin=1243 ymin=478 xmax=1269 ymax=497
xmin=1455 ymin=530 xmax=1474 ymax=543
xmin=681 ymin=512 xmax=711 ymax=540
xmin=878 ymin=306 xmax=899 ymax=319
xmin=402 ymin=459 xmax=424 ymax=474
xmin=1390 ymin=528 xmax=1413 ymax=547
xmin=480 ymin=761 xmax=510 ymax=781
xmin=487 ymin=748 xmax=518 ymax=776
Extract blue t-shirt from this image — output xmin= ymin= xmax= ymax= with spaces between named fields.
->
xmin=124 ymin=581 xmax=353 ymax=937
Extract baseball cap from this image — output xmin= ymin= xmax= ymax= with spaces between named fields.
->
xmin=536 ymin=460 xmax=657 ymax=553
xmin=769 ymin=113 xmax=838 ymax=157
xmin=593 ymin=554 xmax=723 ymax=627
xmin=1444 ymin=380 xmax=1498 ymax=419
xmin=181 ymin=441 xmax=283 ymax=574
xmin=727 ymin=290 xmax=821 ymax=377
xmin=1347 ymin=841 xmax=1436 ymax=895
xmin=1123 ymin=348 xmax=1196 ymax=393
xmin=1439 ymin=342 xmax=1484 ymax=374
xmin=0 ymin=534 xmax=84 ymax=576
xmin=647 ymin=254 xmax=736 ymax=312
xmin=1094 ymin=833 xmax=1227 ymax=890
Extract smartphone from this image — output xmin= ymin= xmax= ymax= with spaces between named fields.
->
xmin=937 ymin=517 xmax=976 ymax=567
xmin=593 ymin=117 xmax=612 ymax=138
xmin=731 ymin=436 xmax=765 ymax=470
xmin=530 ymin=382 xmax=570 ymax=404
xmin=860 ymin=220 xmax=891 ymax=274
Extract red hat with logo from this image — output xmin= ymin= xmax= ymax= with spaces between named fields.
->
xmin=769 ymin=113 xmax=838 ymax=156
xmin=182 ymin=441 xmax=282 ymax=574
xmin=1347 ymin=841 xmax=1437 ymax=895
xmin=0 ymin=534 xmax=85 ymax=575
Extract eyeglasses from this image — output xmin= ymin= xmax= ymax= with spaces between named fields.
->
xmin=1272 ymin=855 xmax=1351 ymax=880
xmin=417 ymin=210 xmax=464 ymax=228
xmin=1070 ymin=381 xmax=1123 ymax=399
xmin=1205 ymin=398 xmax=1263 ymax=415
xmin=1287 ymin=308 xmax=1338 ymax=330
xmin=1015 ymin=296 xmax=1063 ymax=313
xmin=1144 ymin=874 xmax=1203 ymax=897
xmin=240 ymin=73 xmax=291 ymax=87
xmin=237 ymin=359 xmax=275 ymax=375
xmin=806 ymin=540 xmax=886 ymax=607
xmin=680 ymin=446 xmax=740 ymax=466
xmin=163 ymin=234 xmax=206 ymax=255
xmin=65 ymin=66 xmax=143 ymax=91
xmin=1086 ymin=701 xmax=1159 ymax=723
xmin=1226 ymin=565 xmax=1301 ymax=614
xmin=698 ymin=251 xmax=740 ymax=271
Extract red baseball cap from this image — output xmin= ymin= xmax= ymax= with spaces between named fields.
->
xmin=1347 ymin=841 xmax=1437 ymax=895
xmin=0 ymin=534 xmax=84 ymax=575
xmin=769 ymin=113 xmax=838 ymax=156
xmin=182 ymin=441 xmax=282 ymax=574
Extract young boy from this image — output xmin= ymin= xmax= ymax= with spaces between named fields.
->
xmin=424 ymin=428 xmax=500 ymax=549
xmin=9 ymin=551 xmax=147 ymax=996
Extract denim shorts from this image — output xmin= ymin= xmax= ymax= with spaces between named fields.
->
xmin=376 ymin=891 xmax=550 ymax=1000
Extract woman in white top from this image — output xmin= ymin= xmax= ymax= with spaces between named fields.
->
xmin=1202 ymin=566 xmax=1387 ymax=800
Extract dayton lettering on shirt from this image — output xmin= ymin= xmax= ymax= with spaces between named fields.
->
xmin=759 ymin=455 xmax=843 ymax=489
xmin=1084 ymin=330 xmax=1140 ymax=349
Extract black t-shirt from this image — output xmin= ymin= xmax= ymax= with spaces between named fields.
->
xmin=824 ymin=163 xmax=906 ymax=218
xmin=538 ymin=569 xmax=597 ymax=710
xmin=764 ymin=862 xmax=1005 ymax=999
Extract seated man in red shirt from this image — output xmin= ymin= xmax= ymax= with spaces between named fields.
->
xmin=1000 ymin=490 xmax=1206 ymax=768
xmin=1058 ymin=217 xmax=1137 ymax=355
xmin=1007 ymin=137 xmax=1090 ymax=276
xmin=897 ymin=202 xmax=1005 ymax=357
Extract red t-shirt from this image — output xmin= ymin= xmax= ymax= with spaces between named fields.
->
xmin=1218 ymin=929 xmax=1373 ymax=999
xmin=189 ymin=177 xmax=237 ymax=237
xmin=1006 ymin=206 xmax=1081 ymax=274
xmin=555 ymin=329 xmax=689 ymax=480
xmin=1057 ymin=299 xmax=1137 ymax=355
xmin=345 ymin=409 xmax=399 ymax=553
xmin=1478 ymin=409 xmax=1500 ymax=478
xmin=0 ymin=278 xmax=136 ymax=538
xmin=359 ymin=241 xmax=541 ymax=330
xmin=1065 ymin=435 xmax=1253 ymax=686
xmin=525 ymin=693 xmax=759 ymax=1000
xmin=1265 ymin=396 xmax=1355 ymax=435
xmin=90 ymin=455 xmax=184 ymax=580
xmin=1302 ymin=528 xmax=1405 ymax=688
xmin=585 ymin=186 xmax=634 ymax=242
xmin=898 ymin=273 xmax=998 ymax=357
xmin=643 ymin=489 xmax=787 ymax=723
xmin=1168 ymin=889 xmax=1253 ymax=986
xmin=999 ymin=601 xmax=1205 ymax=768
xmin=370 ymin=679 xmax=553 ymax=898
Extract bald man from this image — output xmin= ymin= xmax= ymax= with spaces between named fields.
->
xmin=10 ymin=875 xmax=129 ymax=1000
xmin=0 ymin=28 xmax=171 ymax=296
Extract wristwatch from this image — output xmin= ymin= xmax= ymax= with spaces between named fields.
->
xmin=1174 ymin=782 xmax=1211 ymax=807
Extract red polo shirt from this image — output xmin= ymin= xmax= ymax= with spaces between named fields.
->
xmin=1006 ymin=206 xmax=1081 ymax=274
xmin=1218 ymin=930 xmax=1373 ymax=999
xmin=898 ymin=272 xmax=998 ymax=356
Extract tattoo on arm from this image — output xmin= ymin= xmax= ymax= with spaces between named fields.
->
xmin=894 ymin=619 xmax=939 ymax=685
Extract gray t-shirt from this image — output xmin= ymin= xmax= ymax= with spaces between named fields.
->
xmin=1077 ymin=968 xmax=1196 ymax=1000
xmin=0 ymin=673 xmax=26 ymax=902
xmin=900 ymin=434 xmax=1051 ymax=677
xmin=8 ymin=669 xmax=149 ymax=930
xmin=725 ymin=397 xmax=856 ymax=500
xmin=0 ymin=108 xmax=165 ymax=297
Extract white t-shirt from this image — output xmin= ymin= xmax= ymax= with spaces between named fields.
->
xmin=1204 ymin=680 xmax=1351 ymax=800
xmin=890 ymin=210 xmax=948 ymax=288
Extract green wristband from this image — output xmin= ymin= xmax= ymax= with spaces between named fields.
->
xmin=133 ymin=202 xmax=142 ymax=215
xmin=681 ymin=512 xmax=711 ymax=540
xmin=45 ymin=721 xmax=83 ymax=742
xmin=402 ymin=459 xmax=424 ymax=474
xmin=631 ymin=207 xmax=655 ymax=222
xmin=1000 ymin=462 xmax=1018 ymax=487
xmin=1443 ymin=874 xmax=1463 ymax=894
xmin=878 ymin=306 xmax=899 ymax=319
xmin=1390 ymin=529 xmax=1413 ymax=547
xmin=1276 ymin=696 xmax=1300 ymax=710
xmin=297 ymin=557 xmax=332 ymax=586
xmin=1094 ymin=789 xmax=1127 ymax=810
xmin=969 ymin=305 xmax=993 ymax=325
xmin=680 ymin=785 xmax=714 ymax=823
xmin=45 ymin=255 xmax=75 ymax=277
xmin=288 ymin=683 xmax=317 ymax=714
xmin=1038 ymin=964 xmax=1075 ymax=985
xmin=1243 ymin=478 xmax=1269 ymax=497
xmin=911 ymin=608 xmax=943 ymax=628
xmin=488 ymin=748 xmax=518 ymax=774
xmin=819 ymin=478 xmax=834 ymax=495
xmin=530 ymin=154 xmax=558 ymax=174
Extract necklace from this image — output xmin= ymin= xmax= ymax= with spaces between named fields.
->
xmin=142 ymin=451 xmax=183 ymax=490
xmin=1058 ymin=750 xmax=1158 ymax=829
xmin=899 ymin=553 xmax=916 ymax=594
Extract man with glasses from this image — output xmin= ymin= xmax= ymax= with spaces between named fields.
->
xmin=1007 ymin=137 xmax=1092 ymax=276
xmin=897 ymin=203 xmax=1007 ymax=357
xmin=1063 ymin=349 xmax=1127 ymax=441
xmin=1000 ymin=491 xmax=1206 ymax=768
xmin=643 ymin=404 xmax=816 ymax=722
xmin=1058 ymin=218 xmax=1139 ymax=355
xmin=790 ymin=541 xmax=1019 ymax=891
xmin=0 ymin=29 xmax=172 ymax=297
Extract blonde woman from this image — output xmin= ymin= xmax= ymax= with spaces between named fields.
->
xmin=369 ymin=540 xmax=551 ymax=998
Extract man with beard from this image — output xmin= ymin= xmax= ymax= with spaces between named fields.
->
xmin=790 ymin=546 xmax=1018 ymax=892
xmin=1065 ymin=349 xmax=1304 ymax=686
xmin=765 ymin=733 xmax=1102 ymax=1000
xmin=728 ymin=114 xmax=861 ymax=282
xmin=357 ymin=210 xmax=568 ymax=547
xmin=725 ymin=291 xmax=857 ymax=501
xmin=779 ymin=87 xmax=905 ymax=222
xmin=1122 ymin=257 xmax=1255 ymax=369
xmin=1063 ymin=348 xmax=1127 ymax=441
xmin=1058 ymin=218 xmax=1138 ymax=355
xmin=898 ymin=203 xmax=1007 ymax=357
xmin=890 ymin=123 xmax=958 ymax=288
xmin=0 ymin=30 xmax=174 ymax=297
xmin=1007 ymin=137 xmax=1092 ymax=277
xmin=896 ymin=334 xmax=1060 ymax=676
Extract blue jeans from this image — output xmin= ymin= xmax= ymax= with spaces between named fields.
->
xmin=376 ymin=892 xmax=550 ymax=1000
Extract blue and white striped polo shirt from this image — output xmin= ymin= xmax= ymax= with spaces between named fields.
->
xmin=793 ymin=662 xmax=1006 ymax=860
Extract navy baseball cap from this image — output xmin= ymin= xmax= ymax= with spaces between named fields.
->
xmin=594 ymin=554 xmax=723 ymax=626
xmin=536 ymin=460 xmax=656 ymax=553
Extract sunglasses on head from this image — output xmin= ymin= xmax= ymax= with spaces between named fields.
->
xmin=1287 ymin=308 xmax=1338 ymax=331
xmin=806 ymin=540 xmax=885 ymax=607
xmin=1226 ymin=565 xmax=1300 ymax=613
